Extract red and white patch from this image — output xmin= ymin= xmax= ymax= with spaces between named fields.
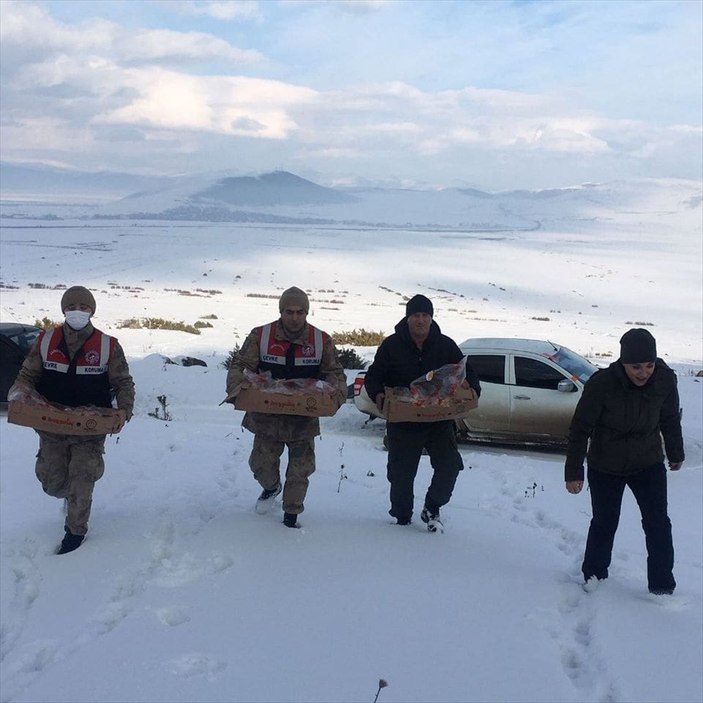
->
xmin=84 ymin=350 xmax=100 ymax=365
xmin=302 ymin=343 xmax=315 ymax=357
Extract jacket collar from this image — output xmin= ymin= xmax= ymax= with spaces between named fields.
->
xmin=274 ymin=319 xmax=310 ymax=345
xmin=394 ymin=317 xmax=442 ymax=348
xmin=61 ymin=322 xmax=95 ymax=357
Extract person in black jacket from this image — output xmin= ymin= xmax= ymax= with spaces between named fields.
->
xmin=364 ymin=295 xmax=481 ymax=532
xmin=565 ymin=328 xmax=684 ymax=595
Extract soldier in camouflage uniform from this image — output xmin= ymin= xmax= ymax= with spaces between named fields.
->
xmin=226 ymin=287 xmax=347 ymax=527
xmin=10 ymin=286 xmax=135 ymax=554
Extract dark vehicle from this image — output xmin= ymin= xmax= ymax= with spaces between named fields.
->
xmin=0 ymin=323 xmax=42 ymax=403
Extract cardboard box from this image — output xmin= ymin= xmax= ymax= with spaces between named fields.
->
xmin=231 ymin=387 xmax=338 ymax=417
xmin=382 ymin=386 xmax=478 ymax=423
xmin=8 ymin=401 xmax=124 ymax=435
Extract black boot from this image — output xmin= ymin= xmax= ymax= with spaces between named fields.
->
xmin=57 ymin=530 xmax=84 ymax=555
xmin=255 ymin=481 xmax=282 ymax=514
xmin=283 ymin=512 xmax=299 ymax=528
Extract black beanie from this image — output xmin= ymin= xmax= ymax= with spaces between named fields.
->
xmin=406 ymin=294 xmax=434 ymax=317
xmin=620 ymin=328 xmax=657 ymax=363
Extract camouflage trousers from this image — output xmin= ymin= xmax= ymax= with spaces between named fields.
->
xmin=249 ymin=435 xmax=316 ymax=515
xmin=35 ymin=431 xmax=106 ymax=536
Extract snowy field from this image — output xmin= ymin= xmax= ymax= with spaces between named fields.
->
xmin=0 ymin=182 xmax=702 ymax=703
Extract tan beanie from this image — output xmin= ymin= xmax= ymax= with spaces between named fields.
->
xmin=60 ymin=286 xmax=96 ymax=314
xmin=278 ymin=286 xmax=310 ymax=314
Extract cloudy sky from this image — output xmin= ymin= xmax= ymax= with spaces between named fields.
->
xmin=1 ymin=0 xmax=701 ymax=190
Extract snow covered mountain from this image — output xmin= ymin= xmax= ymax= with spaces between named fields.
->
xmin=1 ymin=163 xmax=701 ymax=233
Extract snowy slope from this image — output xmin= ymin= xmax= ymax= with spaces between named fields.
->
xmin=0 ymin=358 xmax=701 ymax=703
xmin=0 ymin=179 xmax=702 ymax=703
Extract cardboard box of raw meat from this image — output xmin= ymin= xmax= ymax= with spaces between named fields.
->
xmin=382 ymin=385 xmax=478 ymax=423
xmin=231 ymin=388 xmax=338 ymax=417
xmin=8 ymin=400 xmax=124 ymax=435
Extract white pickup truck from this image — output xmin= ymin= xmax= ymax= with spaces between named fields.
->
xmin=352 ymin=338 xmax=599 ymax=447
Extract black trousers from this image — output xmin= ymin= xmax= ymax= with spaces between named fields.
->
xmin=386 ymin=420 xmax=463 ymax=520
xmin=583 ymin=462 xmax=675 ymax=592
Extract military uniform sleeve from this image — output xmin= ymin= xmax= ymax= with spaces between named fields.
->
xmin=9 ymin=335 xmax=44 ymax=394
xmin=225 ymin=329 xmax=260 ymax=396
xmin=109 ymin=341 xmax=135 ymax=419
xmin=564 ymin=374 xmax=605 ymax=482
xmin=320 ymin=337 xmax=348 ymax=407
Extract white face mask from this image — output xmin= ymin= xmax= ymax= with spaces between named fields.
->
xmin=64 ymin=310 xmax=91 ymax=330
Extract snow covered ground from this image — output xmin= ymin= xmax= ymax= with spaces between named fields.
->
xmin=0 ymin=179 xmax=701 ymax=702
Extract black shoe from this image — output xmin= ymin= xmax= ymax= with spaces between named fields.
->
xmin=57 ymin=531 xmax=84 ymax=555
xmin=396 ymin=516 xmax=411 ymax=525
xmin=283 ymin=512 xmax=299 ymax=528
xmin=255 ymin=481 xmax=282 ymax=514
xmin=420 ymin=506 xmax=444 ymax=533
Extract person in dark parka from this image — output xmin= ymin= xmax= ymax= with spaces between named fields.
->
xmin=364 ymin=294 xmax=481 ymax=532
xmin=565 ymin=328 xmax=685 ymax=595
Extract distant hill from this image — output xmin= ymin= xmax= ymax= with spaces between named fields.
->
xmin=0 ymin=162 xmax=172 ymax=200
xmin=197 ymin=171 xmax=355 ymax=206
xmin=0 ymin=163 xmax=700 ymax=233
xmin=0 ymin=164 xmax=353 ymax=207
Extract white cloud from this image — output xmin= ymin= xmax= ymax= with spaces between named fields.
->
xmin=282 ymin=0 xmax=390 ymax=13
xmin=0 ymin=0 xmax=700 ymax=189
xmin=520 ymin=121 xmax=610 ymax=154
xmin=96 ymin=69 xmax=317 ymax=138
xmin=118 ymin=29 xmax=263 ymax=64
xmin=0 ymin=1 xmax=261 ymax=66
xmin=174 ymin=0 xmax=263 ymax=21
xmin=300 ymin=83 xmax=610 ymax=157
xmin=0 ymin=1 xmax=116 ymax=53
xmin=0 ymin=116 xmax=96 ymax=154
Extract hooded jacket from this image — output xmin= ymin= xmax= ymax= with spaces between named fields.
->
xmin=363 ymin=317 xmax=481 ymax=406
xmin=564 ymin=359 xmax=684 ymax=482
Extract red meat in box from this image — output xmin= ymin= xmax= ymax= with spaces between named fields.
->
xmin=382 ymin=385 xmax=478 ymax=423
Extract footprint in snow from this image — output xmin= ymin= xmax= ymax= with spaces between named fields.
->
xmin=1 ymin=542 xmax=42 ymax=660
xmin=91 ymin=602 xmax=132 ymax=635
xmin=155 ymin=606 xmax=191 ymax=627
xmin=167 ymin=652 xmax=227 ymax=679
